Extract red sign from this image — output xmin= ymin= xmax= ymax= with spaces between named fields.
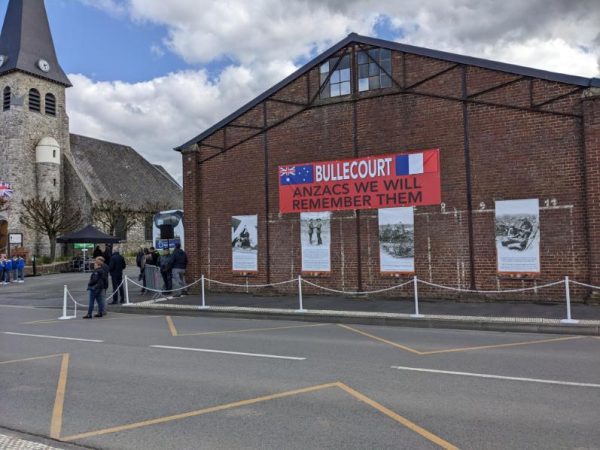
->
xmin=278 ymin=149 xmax=441 ymax=213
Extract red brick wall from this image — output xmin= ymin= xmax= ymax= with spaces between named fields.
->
xmin=182 ymin=45 xmax=597 ymax=301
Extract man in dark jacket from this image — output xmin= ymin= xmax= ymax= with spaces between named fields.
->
xmin=108 ymin=247 xmax=127 ymax=304
xmin=171 ymin=243 xmax=188 ymax=297
xmin=158 ymin=249 xmax=173 ymax=294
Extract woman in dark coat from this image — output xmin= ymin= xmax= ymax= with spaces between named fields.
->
xmin=83 ymin=260 xmax=106 ymax=319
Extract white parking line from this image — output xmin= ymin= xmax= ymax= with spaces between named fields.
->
xmin=3 ymin=332 xmax=103 ymax=343
xmin=151 ymin=345 xmax=305 ymax=361
xmin=391 ymin=365 xmax=600 ymax=388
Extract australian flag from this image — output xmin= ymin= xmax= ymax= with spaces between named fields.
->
xmin=0 ymin=182 xmax=13 ymax=198
xmin=279 ymin=165 xmax=313 ymax=185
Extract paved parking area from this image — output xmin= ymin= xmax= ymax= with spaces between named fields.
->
xmin=1 ymin=293 xmax=600 ymax=449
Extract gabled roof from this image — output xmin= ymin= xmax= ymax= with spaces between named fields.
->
xmin=0 ymin=0 xmax=71 ymax=87
xmin=70 ymin=134 xmax=182 ymax=211
xmin=175 ymin=33 xmax=600 ymax=152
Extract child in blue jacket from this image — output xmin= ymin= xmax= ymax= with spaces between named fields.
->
xmin=16 ymin=256 xmax=25 ymax=282
xmin=3 ymin=257 xmax=11 ymax=283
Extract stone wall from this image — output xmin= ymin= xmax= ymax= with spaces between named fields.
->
xmin=0 ymin=71 xmax=70 ymax=258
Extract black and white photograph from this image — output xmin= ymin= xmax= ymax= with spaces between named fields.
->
xmin=378 ymin=207 xmax=414 ymax=273
xmin=231 ymin=215 xmax=258 ymax=271
xmin=495 ymin=199 xmax=540 ymax=273
xmin=300 ymin=212 xmax=331 ymax=272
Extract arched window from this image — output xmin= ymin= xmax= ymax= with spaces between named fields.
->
xmin=45 ymin=93 xmax=56 ymax=116
xmin=2 ymin=86 xmax=10 ymax=111
xmin=29 ymin=88 xmax=41 ymax=112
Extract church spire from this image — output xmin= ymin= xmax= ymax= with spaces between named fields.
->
xmin=0 ymin=0 xmax=71 ymax=86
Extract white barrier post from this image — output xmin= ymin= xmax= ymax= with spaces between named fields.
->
xmin=58 ymin=285 xmax=72 ymax=320
xmin=200 ymin=275 xmax=208 ymax=309
xmin=411 ymin=276 xmax=424 ymax=318
xmin=560 ymin=276 xmax=578 ymax=324
xmin=124 ymin=276 xmax=130 ymax=305
xmin=296 ymin=275 xmax=306 ymax=312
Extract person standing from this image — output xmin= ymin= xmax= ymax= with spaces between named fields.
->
xmin=308 ymin=219 xmax=315 ymax=245
xmin=96 ymin=256 xmax=110 ymax=314
xmin=16 ymin=256 xmax=25 ymax=283
xmin=108 ymin=247 xmax=127 ymax=304
xmin=158 ymin=248 xmax=173 ymax=294
xmin=93 ymin=245 xmax=103 ymax=258
xmin=149 ymin=246 xmax=160 ymax=266
xmin=4 ymin=256 xmax=12 ymax=283
xmin=171 ymin=243 xmax=188 ymax=297
xmin=83 ymin=260 xmax=105 ymax=318
xmin=0 ymin=255 xmax=6 ymax=285
xmin=11 ymin=256 xmax=18 ymax=282
xmin=104 ymin=244 xmax=113 ymax=263
xmin=316 ymin=219 xmax=323 ymax=246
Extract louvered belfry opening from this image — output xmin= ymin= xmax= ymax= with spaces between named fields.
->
xmin=2 ymin=86 xmax=9 ymax=110
xmin=45 ymin=93 xmax=56 ymax=116
xmin=29 ymin=88 xmax=41 ymax=112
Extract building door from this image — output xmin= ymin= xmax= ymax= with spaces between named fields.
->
xmin=0 ymin=220 xmax=7 ymax=255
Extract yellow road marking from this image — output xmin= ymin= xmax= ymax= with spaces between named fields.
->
xmin=339 ymin=324 xmax=583 ymax=356
xmin=165 ymin=316 xmax=178 ymax=336
xmin=50 ymin=354 xmax=70 ymax=439
xmin=0 ymin=353 xmax=63 ymax=365
xmin=335 ymin=382 xmax=459 ymax=449
xmin=62 ymin=382 xmax=339 ymax=441
xmin=337 ymin=324 xmax=422 ymax=354
xmin=419 ymin=336 xmax=584 ymax=355
xmin=178 ymin=323 xmax=328 ymax=337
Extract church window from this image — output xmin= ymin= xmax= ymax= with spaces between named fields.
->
xmin=3 ymin=86 xmax=10 ymax=111
xmin=29 ymin=88 xmax=41 ymax=112
xmin=53 ymin=150 xmax=56 ymax=158
xmin=53 ymin=178 xmax=56 ymax=186
xmin=115 ymin=215 xmax=127 ymax=241
xmin=357 ymin=48 xmax=392 ymax=92
xmin=320 ymin=55 xmax=351 ymax=99
xmin=45 ymin=93 xmax=56 ymax=116
xmin=144 ymin=215 xmax=153 ymax=241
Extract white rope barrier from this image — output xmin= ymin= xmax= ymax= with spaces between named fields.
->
xmin=204 ymin=278 xmax=297 ymax=288
xmin=570 ymin=280 xmax=600 ymax=290
xmin=127 ymin=276 xmax=203 ymax=293
xmin=416 ymin=279 xmax=565 ymax=294
xmin=301 ymin=278 xmax=414 ymax=295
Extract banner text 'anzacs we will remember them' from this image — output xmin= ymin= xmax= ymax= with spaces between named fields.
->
xmin=278 ymin=149 xmax=441 ymax=213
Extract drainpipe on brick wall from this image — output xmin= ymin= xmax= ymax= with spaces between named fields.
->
xmin=582 ymin=88 xmax=600 ymax=289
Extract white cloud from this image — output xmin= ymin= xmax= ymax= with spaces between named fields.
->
xmin=70 ymin=0 xmax=600 ymax=183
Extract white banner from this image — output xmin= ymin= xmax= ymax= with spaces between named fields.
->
xmin=231 ymin=215 xmax=258 ymax=272
xmin=378 ymin=207 xmax=414 ymax=273
xmin=495 ymin=199 xmax=540 ymax=274
xmin=301 ymin=212 xmax=331 ymax=272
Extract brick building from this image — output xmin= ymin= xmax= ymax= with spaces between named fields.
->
xmin=176 ymin=33 xmax=600 ymax=300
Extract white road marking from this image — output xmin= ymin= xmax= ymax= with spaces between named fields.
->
xmin=391 ymin=365 xmax=600 ymax=388
xmin=151 ymin=345 xmax=305 ymax=361
xmin=0 ymin=305 xmax=36 ymax=309
xmin=3 ymin=332 xmax=103 ymax=343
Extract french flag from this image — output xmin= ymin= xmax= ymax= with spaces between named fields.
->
xmin=395 ymin=151 xmax=438 ymax=176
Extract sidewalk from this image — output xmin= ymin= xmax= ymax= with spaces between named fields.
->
xmin=114 ymin=288 xmax=600 ymax=336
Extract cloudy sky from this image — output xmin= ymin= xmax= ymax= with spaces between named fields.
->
xmin=2 ymin=0 xmax=599 ymax=183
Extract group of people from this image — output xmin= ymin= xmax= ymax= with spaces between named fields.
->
xmin=85 ymin=243 xmax=189 ymax=318
xmin=135 ymin=243 xmax=188 ymax=296
xmin=0 ymin=254 xmax=26 ymax=285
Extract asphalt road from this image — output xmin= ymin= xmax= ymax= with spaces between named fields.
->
xmin=1 ymin=273 xmax=599 ymax=450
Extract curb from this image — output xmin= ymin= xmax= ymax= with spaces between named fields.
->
xmin=109 ymin=303 xmax=600 ymax=336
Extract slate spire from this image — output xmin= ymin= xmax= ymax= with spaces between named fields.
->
xmin=0 ymin=0 xmax=71 ymax=86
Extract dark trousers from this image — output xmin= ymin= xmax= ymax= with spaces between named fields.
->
xmin=161 ymin=271 xmax=172 ymax=292
xmin=87 ymin=289 xmax=103 ymax=316
xmin=111 ymin=273 xmax=125 ymax=303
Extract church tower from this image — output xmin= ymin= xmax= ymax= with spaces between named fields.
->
xmin=0 ymin=0 xmax=72 ymax=256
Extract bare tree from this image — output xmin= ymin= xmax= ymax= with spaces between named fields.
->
xmin=19 ymin=198 xmax=82 ymax=262
xmin=92 ymin=199 xmax=138 ymax=236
